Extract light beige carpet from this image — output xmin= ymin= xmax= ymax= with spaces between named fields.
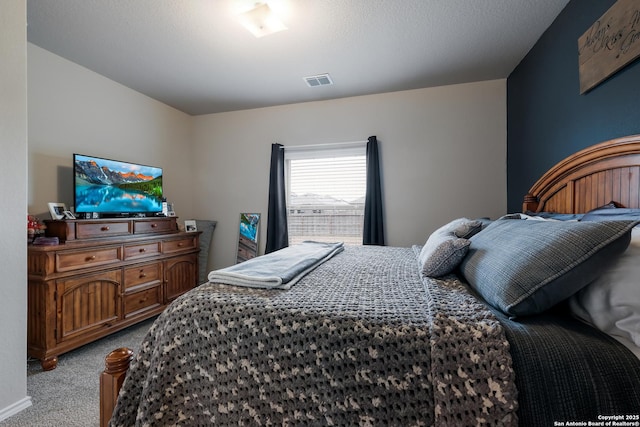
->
xmin=1 ymin=317 xmax=154 ymax=427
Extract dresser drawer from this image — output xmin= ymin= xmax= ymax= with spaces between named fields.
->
xmin=124 ymin=262 xmax=162 ymax=290
xmin=56 ymin=246 xmax=122 ymax=273
xmin=124 ymin=286 xmax=162 ymax=318
xmin=76 ymin=221 xmax=131 ymax=239
xmin=134 ymin=219 xmax=175 ymax=234
xmin=124 ymin=241 xmax=161 ymax=260
xmin=162 ymin=236 xmax=198 ymax=254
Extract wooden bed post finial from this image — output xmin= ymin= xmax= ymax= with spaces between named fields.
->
xmin=522 ymin=193 xmax=539 ymax=213
xmin=100 ymin=347 xmax=134 ymax=427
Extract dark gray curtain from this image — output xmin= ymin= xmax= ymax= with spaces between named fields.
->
xmin=265 ymin=143 xmax=288 ymax=253
xmin=363 ymin=136 xmax=385 ymax=245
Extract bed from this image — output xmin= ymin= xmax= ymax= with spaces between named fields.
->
xmin=100 ymin=135 xmax=640 ymax=426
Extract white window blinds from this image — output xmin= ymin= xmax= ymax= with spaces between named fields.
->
xmin=285 ymin=143 xmax=366 ymax=245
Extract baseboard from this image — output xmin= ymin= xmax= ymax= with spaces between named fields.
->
xmin=0 ymin=396 xmax=32 ymax=422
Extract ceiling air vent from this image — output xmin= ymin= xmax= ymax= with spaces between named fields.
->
xmin=303 ymin=73 xmax=333 ymax=87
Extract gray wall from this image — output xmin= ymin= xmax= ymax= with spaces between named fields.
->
xmin=193 ymin=80 xmax=508 ymax=269
xmin=27 ymin=44 xmax=196 ymax=223
xmin=0 ymin=0 xmax=30 ymax=420
xmin=25 ymin=45 xmax=507 ymax=314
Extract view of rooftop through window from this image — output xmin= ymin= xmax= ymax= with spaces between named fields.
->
xmin=286 ymin=153 xmax=366 ymax=245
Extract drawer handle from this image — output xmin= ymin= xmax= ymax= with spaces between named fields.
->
xmin=139 ymin=248 xmax=146 ymax=253
xmin=101 ymin=226 xmax=110 ymax=231
xmin=151 ymin=223 xmax=158 ymax=228
xmin=86 ymin=255 xmax=96 ymax=261
xmin=139 ymin=272 xmax=147 ymax=278
xmin=178 ymin=242 xmax=184 ymax=247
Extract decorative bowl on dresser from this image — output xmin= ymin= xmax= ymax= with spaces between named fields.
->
xmin=27 ymin=217 xmax=200 ymax=370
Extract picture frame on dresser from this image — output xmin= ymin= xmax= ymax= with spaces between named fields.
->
xmin=48 ymin=202 xmax=66 ymax=220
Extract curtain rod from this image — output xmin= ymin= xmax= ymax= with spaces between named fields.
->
xmin=279 ymin=140 xmax=367 ymax=150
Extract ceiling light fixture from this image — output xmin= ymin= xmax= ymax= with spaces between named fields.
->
xmin=237 ymin=3 xmax=288 ymax=38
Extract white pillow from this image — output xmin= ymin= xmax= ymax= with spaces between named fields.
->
xmin=569 ymin=227 xmax=640 ymax=347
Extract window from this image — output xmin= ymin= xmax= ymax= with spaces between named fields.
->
xmin=285 ymin=143 xmax=366 ymax=245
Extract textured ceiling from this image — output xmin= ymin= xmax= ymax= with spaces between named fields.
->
xmin=26 ymin=0 xmax=570 ymax=116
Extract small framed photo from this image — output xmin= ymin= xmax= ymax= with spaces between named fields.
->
xmin=48 ymin=202 xmax=67 ymax=220
xmin=184 ymin=220 xmax=197 ymax=232
xmin=63 ymin=210 xmax=76 ymax=219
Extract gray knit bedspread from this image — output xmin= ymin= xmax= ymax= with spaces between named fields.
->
xmin=110 ymin=246 xmax=518 ymax=426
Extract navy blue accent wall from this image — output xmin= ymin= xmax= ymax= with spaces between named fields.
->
xmin=507 ymin=0 xmax=640 ymax=212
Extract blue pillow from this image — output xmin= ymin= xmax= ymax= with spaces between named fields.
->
xmin=524 ymin=211 xmax=584 ymax=221
xmin=459 ymin=219 xmax=637 ymax=317
xmin=581 ymin=207 xmax=640 ymax=222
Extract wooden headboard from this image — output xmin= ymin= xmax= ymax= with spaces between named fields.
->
xmin=523 ymin=134 xmax=640 ymax=214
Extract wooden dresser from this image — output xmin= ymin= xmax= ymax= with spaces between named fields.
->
xmin=27 ymin=217 xmax=200 ymax=370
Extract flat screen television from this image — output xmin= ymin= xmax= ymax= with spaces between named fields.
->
xmin=73 ymin=154 xmax=163 ymax=217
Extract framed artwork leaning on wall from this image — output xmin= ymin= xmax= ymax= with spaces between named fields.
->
xmin=236 ymin=213 xmax=260 ymax=263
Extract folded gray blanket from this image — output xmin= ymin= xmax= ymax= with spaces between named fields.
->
xmin=207 ymin=240 xmax=344 ymax=289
